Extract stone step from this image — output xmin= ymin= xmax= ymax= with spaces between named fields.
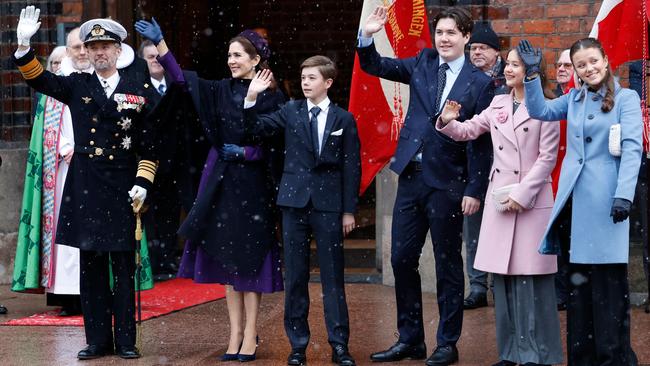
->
xmin=309 ymin=267 xmax=382 ymax=284
xmin=309 ymin=239 xmax=376 ymax=269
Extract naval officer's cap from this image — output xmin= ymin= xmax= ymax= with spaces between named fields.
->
xmin=80 ymin=19 xmax=127 ymax=44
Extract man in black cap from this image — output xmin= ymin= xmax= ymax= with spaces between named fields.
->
xmin=469 ymin=21 xmax=507 ymax=94
xmin=14 ymin=6 xmax=158 ymax=360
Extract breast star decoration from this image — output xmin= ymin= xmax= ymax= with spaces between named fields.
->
xmin=121 ymin=136 xmax=132 ymax=150
xmin=119 ymin=117 xmax=132 ymax=131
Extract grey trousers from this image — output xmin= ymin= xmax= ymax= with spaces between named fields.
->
xmin=493 ymin=274 xmax=564 ymax=365
xmin=463 ymin=203 xmax=487 ymax=294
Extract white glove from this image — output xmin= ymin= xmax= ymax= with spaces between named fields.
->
xmin=128 ymin=185 xmax=147 ymax=204
xmin=17 ymin=6 xmax=41 ymax=47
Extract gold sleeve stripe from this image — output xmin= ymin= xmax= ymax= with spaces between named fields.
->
xmin=18 ymin=58 xmax=44 ymax=80
xmin=136 ymin=160 xmax=158 ymax=183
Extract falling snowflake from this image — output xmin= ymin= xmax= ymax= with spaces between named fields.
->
xmin=121 ymin=136 xmax=132 ymax=150
xmin=119 ymin=117 xmax=132 ymax=130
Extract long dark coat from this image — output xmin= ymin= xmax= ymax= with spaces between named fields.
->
xmin=177 ymin=73 xmax=285 ymax=274
xmin=14 ymin=50 xmax=158 ymax=252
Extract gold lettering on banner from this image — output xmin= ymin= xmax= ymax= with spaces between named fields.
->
xmin=408 ymin=0 xmax=426 ymax=37
xmin=387 ymin=5 xmax=404 ymax=43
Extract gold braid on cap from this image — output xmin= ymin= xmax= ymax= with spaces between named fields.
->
xmin=136 ymin=159 xmax=158 ymax=183
xmin=18 ymin=56 xmax=44 ymax=80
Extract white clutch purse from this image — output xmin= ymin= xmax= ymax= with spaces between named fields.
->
xmin=491 ymin=183 xmax=519 ymax=212
xmin=609 ymin=123 xmax=621 ymax=157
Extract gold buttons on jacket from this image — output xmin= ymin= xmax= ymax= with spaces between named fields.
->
xmin=109 ymin=155 xmax=114 ymax=160
xmin=91 ymin=128 xmax=96 ymax=133
xmin=89 ymin=141 xmax=95 ymax=146
xmin=115 ymin=133 xmax=119 ymax=137
xmin=92 ymin=116 xmax=98 ymax=122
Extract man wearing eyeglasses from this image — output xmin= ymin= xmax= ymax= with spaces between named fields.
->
xmin=554 ymin=49 xmax=573 ymax=97
xmin=468 ymin=22 xmax=507 ymax=95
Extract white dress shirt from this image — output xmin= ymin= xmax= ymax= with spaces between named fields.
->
xmin=97 ymin=71 xmax=120 ymax=97
xmin=151 ymin=76 xmax=167 ymax=95
xmin=437 ymin=55 xmax=465 ymax=113
xmin=307 ymin=97 xmax=331 ymax=154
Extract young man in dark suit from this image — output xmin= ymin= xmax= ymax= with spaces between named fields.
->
xmin=357 ymin=6 xmax=494 ymax=365
xmin=244 ymin=56 xmax=361 ymax=366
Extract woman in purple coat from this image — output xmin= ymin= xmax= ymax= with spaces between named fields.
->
xmin=136 ymin=21 xmax=284 ymax=361
xmin=436 ymin=48 xmax=563 ymax=366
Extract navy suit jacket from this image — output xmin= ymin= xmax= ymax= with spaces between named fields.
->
xmin=244 ymin=99 xmax=361 ymax=213
xmin=357 ymin=43 xmax=494 ymax=198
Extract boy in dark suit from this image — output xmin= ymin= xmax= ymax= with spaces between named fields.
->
xmin=244 ymin=56 xmax=361 ymax=366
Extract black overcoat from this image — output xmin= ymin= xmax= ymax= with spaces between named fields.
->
xmin=176 ymin=73 xmax=285 ymax=274
xmin=14 ymin=50 xmax=159 ymax=251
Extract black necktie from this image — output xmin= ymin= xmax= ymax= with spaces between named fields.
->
xmin=434 ymin=63 xmax=449 ymax=113
xmin=310 ymin=106 xmax=321 ymax=157
xmin=101 ymin=79 xmax=110 ymax=96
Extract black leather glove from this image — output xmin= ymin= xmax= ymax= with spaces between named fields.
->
xmin=517 ymin=40 xmax=542 ymax=78
xmin=610 ymin=198 xmax=632 ymax=223
xmin=218 ymin=143 xmax=245 ymax=162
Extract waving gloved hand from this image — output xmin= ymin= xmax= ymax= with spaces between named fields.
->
xmin=17 ymin=6 xmax=41 ymax=47
xmin=610 ymin=198 xmax=632 ymax=224
xmin=218 ymin=144 xmax=246 ymax=162
xmin=134 ymin=18 xmax=164 ymax=45
xmin=516 ymin=40 xmax=542 ymax=78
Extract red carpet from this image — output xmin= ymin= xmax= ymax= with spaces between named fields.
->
xmin=2 ymin=279 xmax=225 ymax=326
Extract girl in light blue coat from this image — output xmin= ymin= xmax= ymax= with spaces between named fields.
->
xmin=518 ymin=38 xmax=642 ymax=365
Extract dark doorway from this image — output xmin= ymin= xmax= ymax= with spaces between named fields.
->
xmin=140 ymin=0 xmax=378 ymax=281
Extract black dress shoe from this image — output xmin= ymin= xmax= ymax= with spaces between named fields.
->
xmin=116 ymin=345 xmax=141 ymax=359
xmin=491 ymin=361 xmax=516 ymax=366
xmin=556 ymin=301 xmax=567 ymax=311
xmin=463 ymin=292 xmax=488 ymax=309
xmin=425 ymin=345 xmax=458 ymax=366
xmin=77 ymin=344 xmax=112 ymax=360
xmin=287 ymin=349 xmax=306 ymax=365
xmin=332 ymin=344 xmax=355 ymax=366
xmin=59 ymin=306 xmax=82 ymax=317
xmin=370 ymin=341 xmax=426 ymax=362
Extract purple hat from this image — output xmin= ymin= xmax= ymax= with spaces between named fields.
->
xmin=238 ymin=29 xmax=271 ymax=61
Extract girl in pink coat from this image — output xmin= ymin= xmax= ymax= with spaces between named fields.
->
xmin=436 ymin=48 xmax=563 ymax=366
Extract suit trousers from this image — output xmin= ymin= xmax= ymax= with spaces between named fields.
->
xmin=79 ymin=250 xmax=136 ymax=347
xmin=282 ymin=205 xmax=349 ymax=350
xmin=463 ymin=203 xmax=487 ymax=294
xmin=391 ymin=167 xmax=464 ymax=346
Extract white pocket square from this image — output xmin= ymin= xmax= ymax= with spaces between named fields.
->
xmin=330 ymin=129 xmax=343 ymax=136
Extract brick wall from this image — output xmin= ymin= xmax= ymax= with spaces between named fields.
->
xmin=0 ymin=0 xmax=630 ymax=143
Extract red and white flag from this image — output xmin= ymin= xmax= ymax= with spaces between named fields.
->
xmin=349 ymin=0 xmax=431 ymax=194
xmin=589 ymin=0 xmax=650 ymax=153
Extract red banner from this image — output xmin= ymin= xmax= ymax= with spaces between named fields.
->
xmin=349 ymin=0 xmax=432 ymax=194
xmin=590 ymin=0 xmax=650 ymax=152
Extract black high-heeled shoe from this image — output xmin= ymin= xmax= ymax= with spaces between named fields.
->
xmin=220 ymin=341 xmax=243 ymax=362
xmin=237 ymin=336 xmax=259 ymax=362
